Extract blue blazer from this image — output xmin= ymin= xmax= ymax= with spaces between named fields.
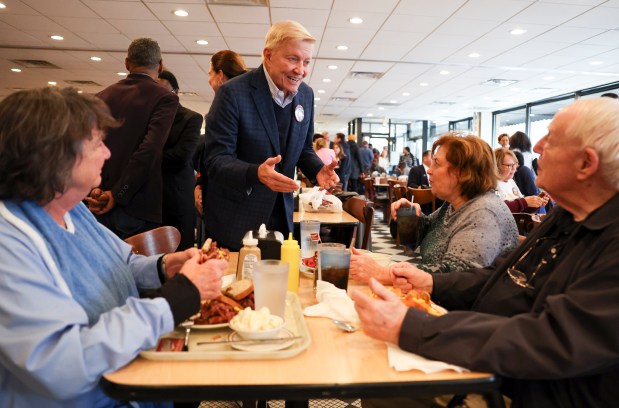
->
xmin=203 ymin=66 xmax=324 ymax=249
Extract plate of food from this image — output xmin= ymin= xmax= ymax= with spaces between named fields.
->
xmin=191 ymin=278 xmax=255 ymax=329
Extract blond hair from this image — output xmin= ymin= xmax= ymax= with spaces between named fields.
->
xmin=263 ymin=20 xmax=315 ymax=62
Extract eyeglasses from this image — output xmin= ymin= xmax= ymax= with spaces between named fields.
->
xmin=501 ymin=163 xmax=518 ymax=169
xmin=506 ymin=237 xmax=562 ymax=289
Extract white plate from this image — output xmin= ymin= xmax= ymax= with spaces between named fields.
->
xmin=228 ymin=328 xmax=296 ymax=352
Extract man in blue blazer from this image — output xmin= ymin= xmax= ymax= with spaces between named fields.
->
xmin=203 ymin=21 xmax=339 ymax=250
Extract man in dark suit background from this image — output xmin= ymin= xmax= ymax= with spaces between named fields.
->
xmin=407 ymin=150 xmax=431 ymax=188
xmin=158 ymin=70 xmax=203 ymax=250
xmin=203 ymin=20 xmax=339 ymax=250
xmin=87 ymin=38 xmax=178 ymax=238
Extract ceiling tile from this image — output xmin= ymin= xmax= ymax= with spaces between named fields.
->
xmin=147 ymin=3 xmax=214 ymax=22
xmin=270 ymin=7 xmax=330 ymax=28
xmin=82 ymin=1 xmax=156 ymax=19
xmin=270 ymin=0 xmax=333 ymax=9
xmin=208 ymin=5 xmax=270 ymax=24
xmin=564 ymin=6 xmax=619 ymax=28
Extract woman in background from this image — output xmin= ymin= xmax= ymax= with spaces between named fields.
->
xmin=497 ymin=133 xmax=510 ymax=148
xmin=495 ymin=147 xmax=547 ymax=213
xmin=510 ymin=130 xmax=534 ymax=169
xmin=333 ymin=142 xmax=347 ymax=182
xmin=314 ymin=136 xmax=336 ymax=165
xmin=194 ymin=50 xmax=247 ymax=217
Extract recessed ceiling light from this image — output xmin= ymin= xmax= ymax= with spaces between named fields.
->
xmin=48 ymin=81 xmax=57 ymax=85
xmin=317 ymin=89 xmax=325 ymax=94
xmin=366 ymin=113 xmax=373 ymax=117
xmin=90 ymin=56 xmax=102 ymax=61
xmin=327 ymin=65 xmax=338 ymax=70
xmin=336 ymin=45 xmax=348 ymax=51
xmin=378 ymin=106 xmax=385 ymax=110
xmin=510 ymin=87 xmax=520 ymax=91
xmin=322 ymin=78 xmax=331 ymax=83
xmin=483 ymin=96 xmax=492 ymax=100
xmin=50 ymin=35 xmax=64 ymax=41
xmin=543 ymin=76 xmax=555 ymax=80
xmin=510 ymin=28 xmax=527 ymax=35
xmin=349 ymin=17 xmax=363 ymax=24
xmin=314 ymin=104 xmax=317 ymax=108
xmin=468 ymin=52 xmax=480 ymax=58
xmin=117 ymin=72 xmax=128 ymax=76
xmin=196 ymin=39 xmax=209 ymax=45
xmin=419 ymin=82 xmax=428 ymax=87
xmin=440 ymin=70 xmax=450 ymax=75
xmin=174 ymin=9 xmax=188 ymax=17
xmin=77 ymin=90 xmax=83 ymax=94
xmin=589 ymin=61 xmax=603 ymax=66
xmin=0 ymin=3 xmax=6 ymax=8
xmin=314 ymin=97 xmax=320 ymax=101
xmin=402 ymin=92 xmax=410 ymax=96
xmin=11 ymin=68 xmax=21 ymax=73
xmin=389 ymin=100 xmax=397 ymax=104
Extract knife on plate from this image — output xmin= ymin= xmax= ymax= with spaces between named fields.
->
xmin=196 ymin=336 xmax=302 ymax=346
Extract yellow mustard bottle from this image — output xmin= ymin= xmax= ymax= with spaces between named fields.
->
xmin=236 ymin=231 xmax=261 ymax=281
xmin=281 ymin=232 xmax=300 ymax=293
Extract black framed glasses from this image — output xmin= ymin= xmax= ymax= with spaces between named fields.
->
xmin=506 ymin=237 xmax=562 ymax=289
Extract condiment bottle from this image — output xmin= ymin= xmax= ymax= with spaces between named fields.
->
xmin=281 ymin=233 xmax=300 ymax=293
xmin=236 ymin=231 xmax=261 ymax=281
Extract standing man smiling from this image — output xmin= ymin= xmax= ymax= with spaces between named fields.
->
xmin=203 ymin=20 xmax=338 ymax=250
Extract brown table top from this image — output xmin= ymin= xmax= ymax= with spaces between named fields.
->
xmin=101 ymin=258 xmax=502 ymax=403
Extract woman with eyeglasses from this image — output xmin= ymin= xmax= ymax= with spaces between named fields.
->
xmin=495 ymin=147 xmax=548 ymax=213
xmin=350 ymin=134 xmax=519 ymax=281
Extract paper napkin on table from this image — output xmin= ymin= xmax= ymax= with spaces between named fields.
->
xmin=387 ymin=343 xmax=469 ymax=373
xmin=303 ymin=280 xmax=360 ymax=323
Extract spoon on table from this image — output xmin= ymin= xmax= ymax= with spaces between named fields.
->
xmin=180 ymin=321 xmax=194 ymax=351
xmin=332 ymin=319 xmax=358 ymax=333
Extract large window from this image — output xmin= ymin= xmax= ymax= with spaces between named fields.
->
xmin=494 ymin=107 xmax=527 ymax=147
xmin=528 ymin=98 xmax=573 ymax=148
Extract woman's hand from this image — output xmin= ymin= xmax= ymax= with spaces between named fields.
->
xmin=389 ymin=262 xmax=434 ymax=294
xmin=163 ymin=248 xmax=200 ymax=278
xmin=351 ymin=278 xmax=407 ymax=345
xmin=349 ymin=247 xmax=390 ymax=283
xmin=179 ymin=254 xmax=226 ymax=300
xmin=391 ymin=198 xmax=419 ymax=221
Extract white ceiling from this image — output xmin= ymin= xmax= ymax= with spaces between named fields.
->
xmin=1 ymin=0 xmax=619 ymax=132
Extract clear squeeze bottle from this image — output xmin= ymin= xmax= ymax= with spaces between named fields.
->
xmin=281 ymin=232 xmax=301 ymax=293
xmin=236 ymin=231 xmax=261 ymax=281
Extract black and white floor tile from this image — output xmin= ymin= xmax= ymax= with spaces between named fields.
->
xmin=370 ymin=213 xmax=417 ymax=264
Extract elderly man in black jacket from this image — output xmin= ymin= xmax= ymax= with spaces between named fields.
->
xmin=353 ymin=97 xmax=619 ymax=408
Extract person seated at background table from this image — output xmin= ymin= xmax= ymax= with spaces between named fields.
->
xmin=352 ymin=97 xmax=619 ymax=408
xmin=495 ymin=147 xmax=548 ymax=213
xmin=0 ymin=87 xmax=226 ymax=408
xmin=350 ymin=134 xmax=518 ymax=281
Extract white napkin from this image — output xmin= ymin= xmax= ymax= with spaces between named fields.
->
xmin=387 ymin=343 xmax=469 ymax=373
xmin=303 ymin=280 xmax=360 ymax=323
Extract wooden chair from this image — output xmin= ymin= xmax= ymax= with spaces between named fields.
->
xmin=512 ymin=213 xmax=542 ymax=236
xmin=124 ymin=226 xmax=181 ymax=256
xmin=343 ymin=196 xmax=375 ymax=250
xmin=363 ymin=178 xmax=389 ymax=220
xmin=407 ymin=187 xmax=436 ymax=213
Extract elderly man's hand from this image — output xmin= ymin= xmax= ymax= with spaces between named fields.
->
xmin=258 ymin=155 xmax=299 ymax=193
xmin=351 ymin=278 xmax=407 ymax=344
xmin=163 ymin=248 xmax=201 ymax=278
xmin=390 ymin=263 xmax=434 ymax=294
xmin=179 ymin=254 xmax=225 ymax=300
xmin=349 ymin=247 xmax=390 ymax=283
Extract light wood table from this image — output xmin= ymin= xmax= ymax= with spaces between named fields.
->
xmin=101 ymin=269 xmax=504 ymax=407
xmin=293 ymin=210 xmax=358 ymax=226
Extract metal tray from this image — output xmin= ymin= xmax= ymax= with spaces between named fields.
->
xmin=140 ymin=292 xmax=311 ymax=360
